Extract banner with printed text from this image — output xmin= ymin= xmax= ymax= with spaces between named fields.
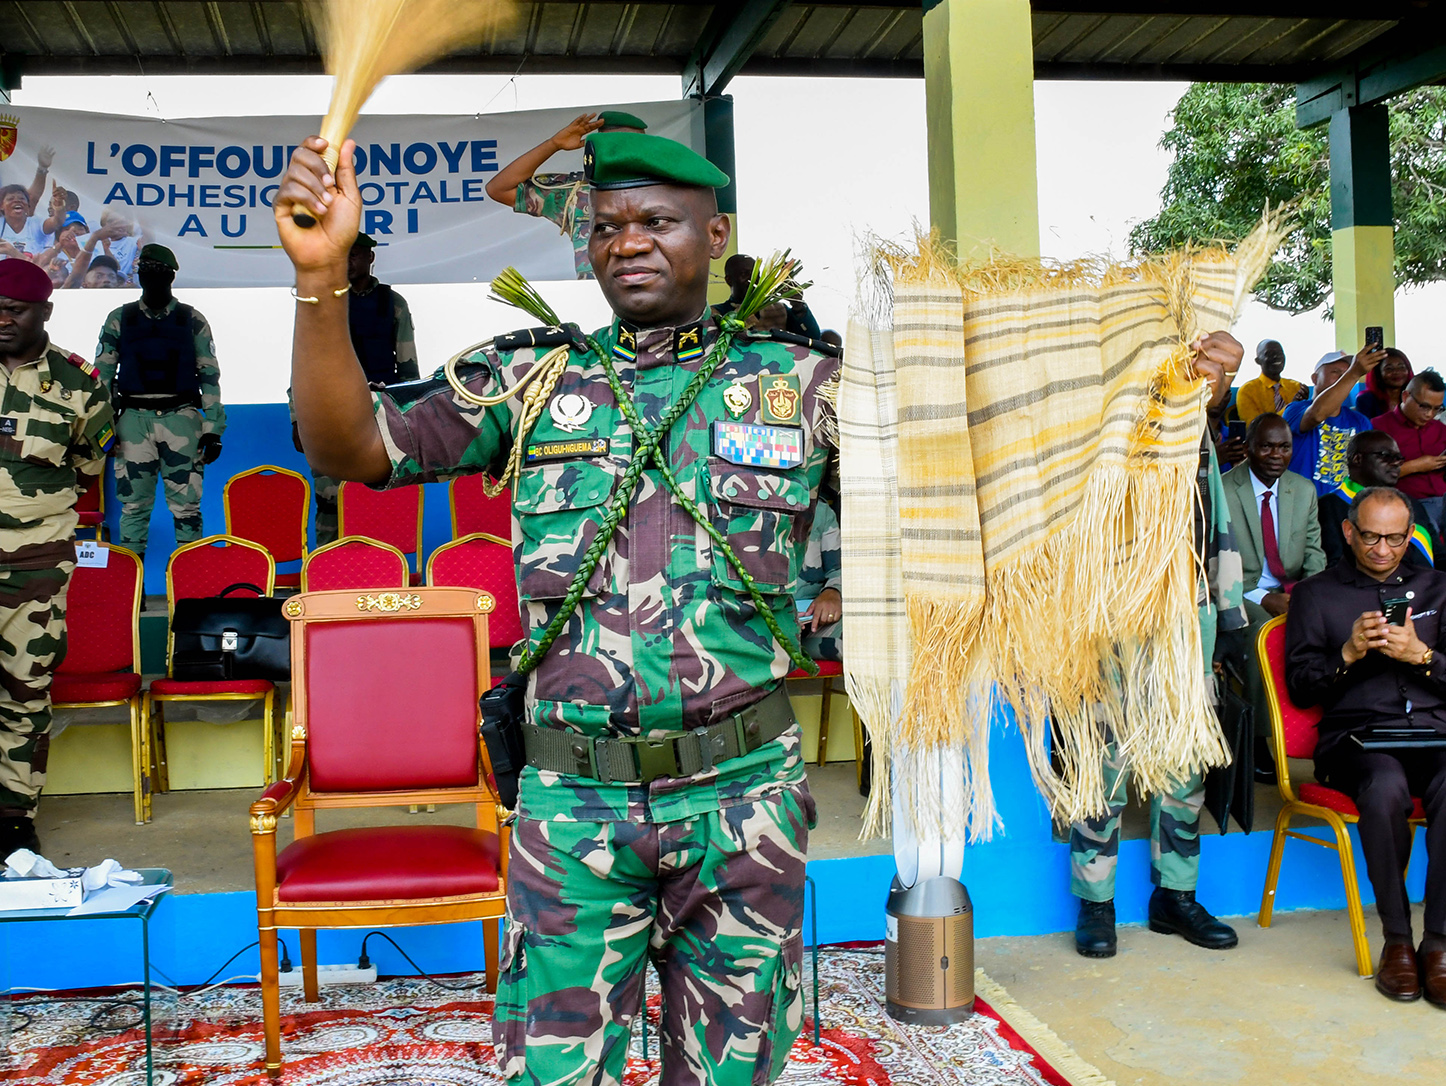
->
xmin=0 ymin=100 xmax=702 ymax=288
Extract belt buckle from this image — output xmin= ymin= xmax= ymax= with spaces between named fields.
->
xmin=633 ymin=736 xmax=681 ymax=783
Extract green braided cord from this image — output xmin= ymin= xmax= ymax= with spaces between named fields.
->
xmin=516 ymin=326 xmax=737 ymax=673
xmin=590 ymin=332 xmax=817 ymax=677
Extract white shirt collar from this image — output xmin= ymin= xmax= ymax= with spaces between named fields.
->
xmin=1249 ymin=468 xmax=1279 ymax=501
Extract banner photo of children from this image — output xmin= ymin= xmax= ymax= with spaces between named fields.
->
xmin=0 ymin=100 xmax=701 ymax=288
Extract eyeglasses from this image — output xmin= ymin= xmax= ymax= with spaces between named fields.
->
xmin=1364 ymin=451 xmax=1405 ymax=465
xmin=1355 ymin=531 xmax=1410 ymax=547
xmin=1406 ymin=393 xmax=1445 ymax=417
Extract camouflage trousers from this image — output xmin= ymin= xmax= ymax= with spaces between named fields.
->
xmin=0 ymin=564 xmax=71 ymax=818
xmin=800 ymin=620 xmax=840 ymax=664
xmin=113 ymin=408 xmax=206 ymax=553
xmin=1069 ymin=740 xmax=1204 ymax=902
xmin=312 ymin=472 xmax=341 ymax=547
xmin=495 ymin=786 xmax=812 ymax=1086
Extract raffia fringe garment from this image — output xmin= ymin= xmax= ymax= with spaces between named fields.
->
xmin=843 ymin=222 xmax=1286 ymax=839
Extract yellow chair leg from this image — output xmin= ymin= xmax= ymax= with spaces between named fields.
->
xmin=817 ymin=677 xmax=833 ymax=766
xmin=1329 ymin=815 xmax=1374 ymax=978
xmin=259 ymin=926 xmax=284 ymax=1077
xmin=1258 ymin=805 xmax=1293 ymax=928
xmin=129 ymin=695 xmax=145 ymax=825
xmin=301 ymin=928 xmax=320 ymax=1002
xmin=262 ymin=689 xmax=277 ymax=785
xmin=484 ymin=917 xmax=500 ymax=994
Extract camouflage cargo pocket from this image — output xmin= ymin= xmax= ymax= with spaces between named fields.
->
xmin=754 ymin=931 xmax=805 ymax=1086
xmin=492 ymin=920 xmax=528 ymax=1079
xmin=706 ymin=463 xmax=809 ymax=594
xmin=512 ymin=459 xmax=617 ymax=599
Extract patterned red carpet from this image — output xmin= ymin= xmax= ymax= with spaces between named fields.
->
xmin=6 ymin=949 xmax=1113 ymax=1086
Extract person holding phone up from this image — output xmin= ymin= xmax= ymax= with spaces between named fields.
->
xmin=1283 ymin=345 xmax=1387 ymax=495
xmin=1371 ymin=365 xmax=1446 ymax=534
xmin=1286 ymin=486 xmax=1446 ymax=1006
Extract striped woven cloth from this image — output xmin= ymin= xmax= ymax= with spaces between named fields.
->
xmin=843 ymin=223 xmax=1285 ymax=836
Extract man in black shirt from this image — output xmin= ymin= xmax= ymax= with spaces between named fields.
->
xmin=1286 ymin=486 xmax=1446 ymax=1004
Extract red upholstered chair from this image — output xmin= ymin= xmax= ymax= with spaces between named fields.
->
xmin=224 ymin=466 xmax=311 ymax=589
xmin=785 ymin=659 xmax=858 ymax=770
xmin=338 ymin=481 xmax=423 ymax=583
xmin=147 ymin=535 xmax=279 ymax=792
xmin=51 ymin=545 xmax=147 ymax=823
xmin=1256 ymin=615 xmax=1428 ymax=976
xmin=74 ymin=471 xmax=107 ymax=540
xmin=249 ymin=586 xmax=507 ymax=1079
xmin=425 ymin=532 xmax=523 ymax=654
xmin=301 ymin=536 xmax=409 ymax=592
xmin=449 ymin=474 xmax=512 ymax=542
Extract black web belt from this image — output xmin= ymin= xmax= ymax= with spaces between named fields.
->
xmin=523 ymin=684 xmax=795 ymax=784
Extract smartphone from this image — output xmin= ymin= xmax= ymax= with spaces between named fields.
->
xmin=1383 ymin=596 xmax=1411 ymax=626
xmin=1366 ymin=325 xmax=1385 ymax=351
xmin=1225 ymin=420 xmax=1246 ymax=443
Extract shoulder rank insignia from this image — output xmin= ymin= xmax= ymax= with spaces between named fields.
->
xmin=66 ymin=353 xmax=101 ymax=380
xmin=494 ymin=325 xmax=582 ymax=354
xmin=713 ymin=421 xmax=803 ymax=470
xmin=759 ymin=373 xmax=802 ymax=425
xmin=674 ymin=322 xmax=705 ymax=363
xmin=763 ymin=328 xmax=842 ymax=358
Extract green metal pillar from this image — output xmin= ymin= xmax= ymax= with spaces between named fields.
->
xmin=922 ymin=0 xmax=1040 ymax=259
xmin=1329 ymin=104 xmax=1395 ymax=351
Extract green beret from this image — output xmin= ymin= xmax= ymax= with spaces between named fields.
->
xmin=597 ymin=110 xmax=647 ymax=132
xmin=352 ymin=233 xmax=377 ymax=250
xmin=139 ymin=243 xmax=178 ymax=270
xmin=583 ymin=132 xmax=729 ymax=192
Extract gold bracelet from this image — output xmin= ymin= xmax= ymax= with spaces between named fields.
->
xmin=1421 ymin=647 xmax=1434 ymax=668
xmin=291 ymin=284 xmax=351 ymax=305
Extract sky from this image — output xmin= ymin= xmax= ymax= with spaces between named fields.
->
xmin=14 ymin=71 xmax=1443 ymax=401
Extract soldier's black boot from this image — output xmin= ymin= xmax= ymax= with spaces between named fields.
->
xmin=0 ymin=817 xmax=41 ymax=859
xmin=1148 ymin=888 xmax=1238 ymax=949
xmin=1075 ymin=898 xmax=1116 ymax=958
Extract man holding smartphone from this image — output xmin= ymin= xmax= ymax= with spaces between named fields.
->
xmin=1286 ymin=486 xmax=1446 ymax=1005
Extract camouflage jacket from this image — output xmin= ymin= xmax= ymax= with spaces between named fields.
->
xmin=374 ymin=314 xmax=840 ymax=822
xmin=514 ymin=171 xmax=593 ymax=280
xmin=795 ymin=500 xmax=841 ymax=607
xmin=0 ymin=339 xmax=114 ymax=569
xmin=95 ymin=298 xmax=227 ymax=438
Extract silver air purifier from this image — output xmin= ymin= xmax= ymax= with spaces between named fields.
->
xmin=885 ymin=875 xmax=974 ymax=1023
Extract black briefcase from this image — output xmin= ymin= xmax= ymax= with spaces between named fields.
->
xmin=1204 ymin=660 xmax=1255 ymax=835
xmin=170 ymin=582 xmax=290 ymax=682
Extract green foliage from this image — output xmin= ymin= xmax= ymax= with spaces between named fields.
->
xmin=1129 ymin=83 xmax=1446 ymax=315
xmin=489 ymin=266 xmax=561 ymax=327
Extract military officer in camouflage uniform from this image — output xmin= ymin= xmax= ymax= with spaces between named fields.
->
xmin=279 ymin=130 xmax=837 ymax=1086
xmin=1070 ymin=333 xmax=1248 ymax=958
xmin=95 ymin=244 xmax=225 ymax=562
xmin=485 ymin=110 xmax=647 ymax=280
xmin=795 ymin=499 xmax=841 ymax=662
xmin=0 ymin=259 xmax=114 ymax=857
xmin=296 ymin=232 xmax=420 ymax=545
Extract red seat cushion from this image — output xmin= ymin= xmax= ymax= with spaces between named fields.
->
xmin=149 ymin=677 xmax=274 ymax=696
xmin=276 ymin=826 xmax=500 ymax=902
xmin=52 ymin=671 xmax=142 ymax=704
xmin=76 ymin=511 xmax=104 ymax=526
xmin=787 ymin=659 xmax=843 ymax=679
xmin=1298 ymin=783 xmax=1428 ymax=820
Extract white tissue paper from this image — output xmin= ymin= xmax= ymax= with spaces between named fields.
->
xmin=1 ymin=849 xmax=146 ymax=911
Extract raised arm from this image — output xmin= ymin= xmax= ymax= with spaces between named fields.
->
xmin=25 ymin=147 xmax=54 ymax=213
xmin=274 ymin=136 xmax=390 ymax=484
xmin=484 ymin=113 xmax=602 ymax=207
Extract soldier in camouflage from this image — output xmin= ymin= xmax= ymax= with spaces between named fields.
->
xmin=485 ymin=111 xmax=647 ymax=280
xmin=292 ymin=233 xmax=420 ymax=545
xmin=94 ymin=244 xmax=225 ymax=562
xmin=280 ymin=129 xmax=837 ymax=1086
xmin=0 ymin=258 xmax=114 ymax=857
xmin=1070 ymin=336 xmax=1249 ymax=958
xmin=795 ymin=499 xmax=841 ymax=662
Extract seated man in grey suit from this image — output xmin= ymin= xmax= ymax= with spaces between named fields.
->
xmin=1222 ymin=413 xmax=1328 ymax=776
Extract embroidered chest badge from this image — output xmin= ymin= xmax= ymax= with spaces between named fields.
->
xmin=759 ymin=373 xmax=802 ymax=425
xmin=722 ymin=381 xmax=753 ymax=420
xmin=549 ymin=393 xmax=594 ymax=433
xmin=713 ymin=421 xmax=804 ymax=470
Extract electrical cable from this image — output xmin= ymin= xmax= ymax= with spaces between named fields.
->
xmin=358 ymin=931 xmax=492 ymax=992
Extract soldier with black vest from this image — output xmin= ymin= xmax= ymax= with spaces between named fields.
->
xmin=95 ymin=244 xmax=225 ymax=561
xmin=294 ymin=233 xmax=418 ymax=544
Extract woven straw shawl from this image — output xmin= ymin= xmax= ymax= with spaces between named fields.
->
xmin=843 ymin=221 xmax=1286 ymax=838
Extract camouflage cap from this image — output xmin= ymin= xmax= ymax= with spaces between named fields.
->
xmin=139 ymin=243 xmax=178 ymax=270
xmin=597 ymin=110 xmax=647 ymax=131
xmin=583 ymin=132 xmax=728 ymax=191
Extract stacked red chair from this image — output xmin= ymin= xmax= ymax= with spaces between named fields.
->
xmin=224 ymin=466 xmax=311 ymax=589
xmin=449 ymin=473 xmax=512 ymax=542
xmin=301 ymin=537 xmax=410 ymax=592
xmin=425 ymin=532 xmax=523 ymax=656
xmin=338 ymin=481 xmax=424 ymax=584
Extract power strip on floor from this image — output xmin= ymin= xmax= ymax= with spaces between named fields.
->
xmin=277 ymin=963 xmax=378 ymax=988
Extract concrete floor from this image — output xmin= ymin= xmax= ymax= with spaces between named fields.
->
xmin=978 ymin=907 xmax=1445 ymax=1086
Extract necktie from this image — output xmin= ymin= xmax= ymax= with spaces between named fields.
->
xmin=1261 ymin=492 xmax=1290 ymax=586
xmin=1272 ymin=382 xmax=1284 ymax=411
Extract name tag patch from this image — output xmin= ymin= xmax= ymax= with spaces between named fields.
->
xmin=525 ymin=437 xmax=610 ymax=463
xmin=0 ymin=417 xmax=16 ymax=437
xmin=713 ymin=421 xmax=803 ymax=470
